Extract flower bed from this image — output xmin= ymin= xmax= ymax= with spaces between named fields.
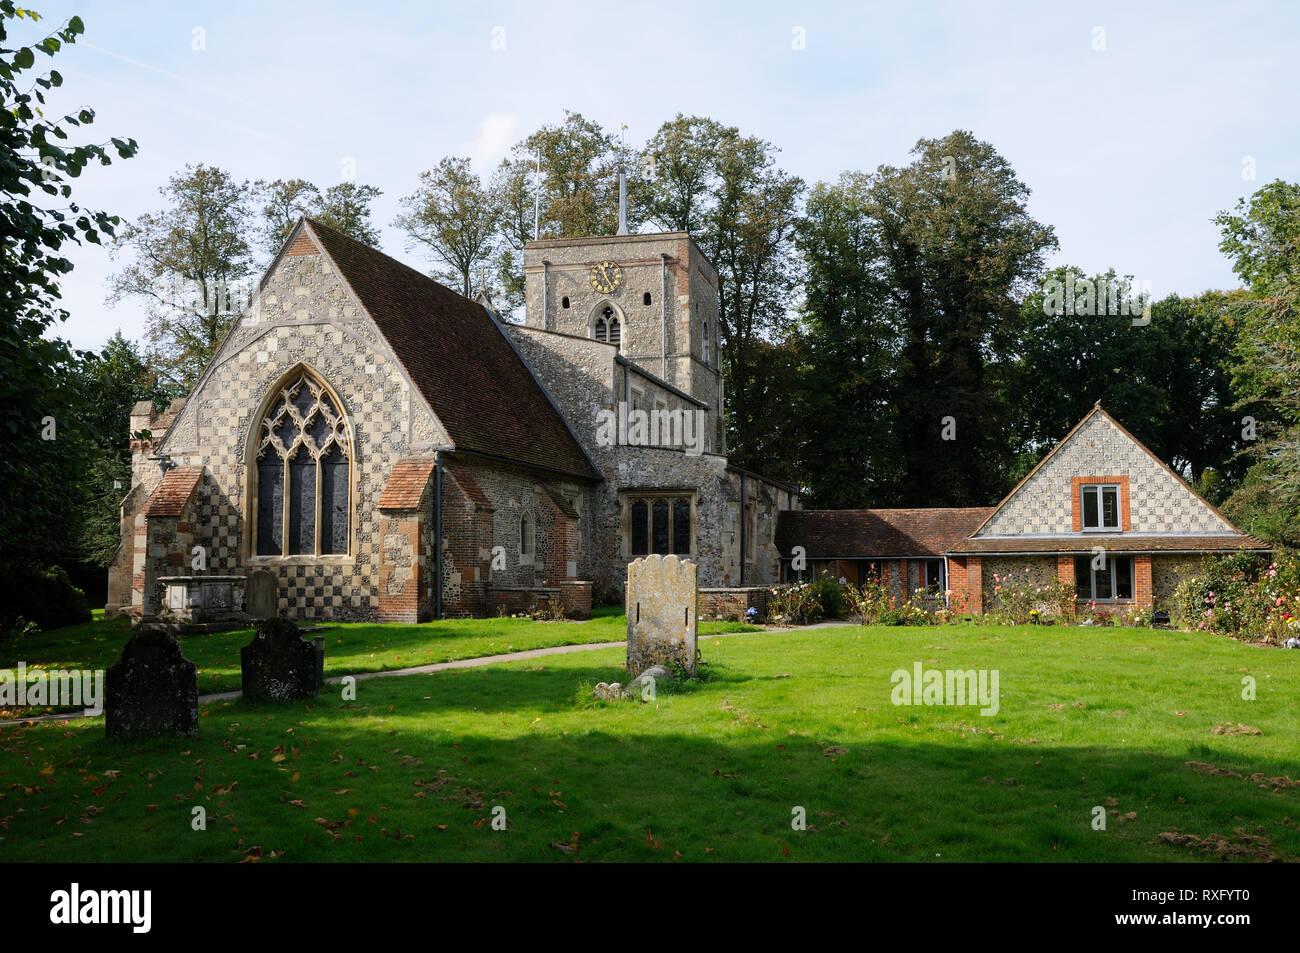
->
xmin=1174 ymin=551 xmax=1299 ymax=643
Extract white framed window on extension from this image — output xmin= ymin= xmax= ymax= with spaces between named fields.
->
xmin=1080 ymin=483 xmax=1122 ymax=531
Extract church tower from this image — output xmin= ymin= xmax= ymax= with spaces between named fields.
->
xmin=521 ymin=230 xmax=725 ymax=455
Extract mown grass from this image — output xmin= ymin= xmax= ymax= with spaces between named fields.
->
xmin=2 ymin=622 xmax=1297 ymax=862
xmin=0 ymin=606 xmax=757 ymax=703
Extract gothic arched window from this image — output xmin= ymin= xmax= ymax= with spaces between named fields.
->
xmin=594 ymin=305 xmax=621 ymax=349
xmin=254 ymin=371 xmax=351 ymax=556
xmin=520 ymin=510 xmax=534 ymax=558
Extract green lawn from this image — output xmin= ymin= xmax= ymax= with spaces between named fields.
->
xmin=0 ymin=607 xmax=756 ymax=703
xmin=2 ymin=621 xmax=1297 ymax=862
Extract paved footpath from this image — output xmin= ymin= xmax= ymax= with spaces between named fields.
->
xmin=2 ymin=620 xmax=858 ymax=726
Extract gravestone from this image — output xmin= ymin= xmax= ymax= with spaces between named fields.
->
xmin=246 ymin=569 xmax=277 ymax=620
xmin=626 ymin=554 xmax=698 ymax=677
xmin=240 ymin=617 xmax=324 ymax=702
xmin=105 ymin=622 xmax=199 ymax=739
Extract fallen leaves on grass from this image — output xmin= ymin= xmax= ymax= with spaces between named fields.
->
xmin=1186 ymin=761 xmax=1299 ymax=792
xmin=1156 ymin=829 xmax=1281 ymax=862
xmin=1210 ymin=723 xmax=1262 ymax=736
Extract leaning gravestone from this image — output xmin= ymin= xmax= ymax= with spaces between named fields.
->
xmin=105 ymin=622 xmax=199 ymax=739
xmin=240 ymin=617 xmax=324 ymax=702
xmin=626 ymin=554 xmax=698 ymax=677
xmin=246 ymin=569 xmax=277 ymax=620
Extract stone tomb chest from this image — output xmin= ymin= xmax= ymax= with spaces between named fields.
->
xmin=160 ymin=575 xmax=246 ymax=624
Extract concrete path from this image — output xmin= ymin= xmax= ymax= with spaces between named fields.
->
xmin=1 ymin=639 xmax=630 ymax=726
xmin=2 ymin=620 xmax=855 ymax=726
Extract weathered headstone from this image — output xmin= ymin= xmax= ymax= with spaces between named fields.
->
xmin=240 ymin=617 xmax=324 ymax=702
xmin=105 ymin=623 xmax=199 ymax=739
xmin=246 ymin=569 xmax=277 ymax=620
xmin=626 ymin=554 xmax=698 ymax=677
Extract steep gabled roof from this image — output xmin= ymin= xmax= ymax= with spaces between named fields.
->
xmin=775 ymin=508 xmax=995 ymax=559
xmin=303 ymin=218 xmax=600 ymax=481
xmin=965 ymin=403 xmax=1251 ymax=542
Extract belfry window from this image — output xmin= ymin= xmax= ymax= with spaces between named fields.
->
xmin=594 ymin=306 xmax=621 ymax=348
xmin=254 ymin=371 xmax=350 ymax=556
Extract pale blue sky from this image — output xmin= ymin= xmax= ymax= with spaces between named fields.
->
xmin=23 ymin=0 xmax=1300 ymax=350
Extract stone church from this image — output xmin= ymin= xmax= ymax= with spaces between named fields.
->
xmin=107 ymin=217 xmax=797 ymax=622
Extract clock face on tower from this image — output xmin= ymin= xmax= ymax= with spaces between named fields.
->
xmin=589 ymin=260 xmax=622 ymax=294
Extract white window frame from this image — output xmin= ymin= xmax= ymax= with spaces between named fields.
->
xmin=1081 ymin=483 xmax=1121 ymax=532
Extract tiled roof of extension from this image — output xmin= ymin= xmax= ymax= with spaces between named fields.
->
xmin=376 ymin=458 xmax=436 ymax=511
xmin=775 ymin=508 xmax=996 ymax=559
xmin=143 ymin=466 xmax=204 ymax=517
xmin=951 ymin=534 xmax=1270 ymax=554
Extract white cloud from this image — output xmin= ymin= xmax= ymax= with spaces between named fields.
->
xmin=466 ymin=113 xmax=518 ymax=175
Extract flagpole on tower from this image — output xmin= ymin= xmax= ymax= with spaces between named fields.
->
xmin=533 ymin=152 xmax=540 ymax=241
xmin=617 ymin=123 xmax=629 ymax=236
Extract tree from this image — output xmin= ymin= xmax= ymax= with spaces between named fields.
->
xmin=513 ymin=111 xmax=625 ymax=238
xmin=1214 ymin=180 xmax=1300 ymax=542
xmin=313 ymin=181 xmax=382 ymax=246
xmin=395 ymin=157 xmax=500 ymax=297
xmin=640 ymin=115 xmax=804 ymax=469
xmin=863 ymin=130 xmax=1057 ymax=506
xmin=108 ymin=163 xmax=256 ymax=391
xmin=488 ymin=156 xmax=541 ymax=314
xmin=70 ymin=333 xmax=171 ymax=566
xmin=257 ymin=177 xmax=319 ymax=253
xmin=0 ymin=3 xmax=136 ymax=580
xmin=1016 ymin=270 xmax=1244 ymax=483
xmin=641 ymin=114 xmax=730 ymax=235
xmin=793 ymin=173 xmax=902 ymax=506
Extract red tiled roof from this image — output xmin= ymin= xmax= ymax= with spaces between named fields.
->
xmin=952 ymin=534 xmax=1271 ymax=554
xmin=446 ymin=465 xmax=493 ymax=509
xmin=144 ymin=466 xmax=204 ymax=517
xmin=542 ymin=484 xmax=580 ymax=520
xmin=775 ymin=508 xmax=995 ymax=559
xmin=305 ymin=219 xmax=599 ymax=481
xmin=376 ymin=458 xmax=435 ymax=511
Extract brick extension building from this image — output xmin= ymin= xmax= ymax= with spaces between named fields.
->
xmin=776 ymin=406 xmax=1268 ymax=615
xmin=107 ymin=217 xmax=796 ymax=622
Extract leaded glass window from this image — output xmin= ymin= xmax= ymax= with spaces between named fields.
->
xmin=254 ymin=371 xmax=351 ymax=556
xmin=624 ymin=494 xmax=693 ymax=557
